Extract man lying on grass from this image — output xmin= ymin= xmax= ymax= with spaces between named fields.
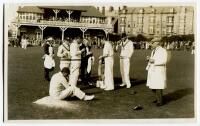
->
xmin=49 ymin=67 xmax=95 ymax=101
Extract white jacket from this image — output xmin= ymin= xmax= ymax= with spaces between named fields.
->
xmin=70 ymin=41 xmax=81 ymax=60
xmin=44 ymin=54 xmax=55 ymax=69
xmin=146 ymin=46 xmax=168 ymax=89
xmin=120 ymin=39 xmax=134 ymax=58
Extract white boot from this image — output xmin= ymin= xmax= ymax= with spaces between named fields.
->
xmin=83 ymin=95 xmax=95 ymax=101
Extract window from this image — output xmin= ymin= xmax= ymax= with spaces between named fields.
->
xmin=167 ymin=26 xmax=173 ymax=33
xmin=138 ymin=17 xmax=143 ymax=24
xmin=139 ymin=9 xmax=144 ymax=13
xmin=133 ymin=22 xmax=136 ymax=27
xmin=149 ymin=26 xmax=154 ymax=34
xmin=138 ymin=28 xmax=143 ymax=33
xmin=121 ymin=17 xmax=125 ymax=22
xmin=128 ymin=21 xmax=131 ymax=28
xmin=170 ymin=8 xmax=174 ymax=13
xmin=151 ymin=8 xmax=155 ymax=13
xmin=149 ymin=16 xmax=155 ymax=23
xmin=167 ymin=16 xmax=174 ymax=23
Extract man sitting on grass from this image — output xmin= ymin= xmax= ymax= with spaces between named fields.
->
xmin=49 ymin=67 xmax=95 ymax=101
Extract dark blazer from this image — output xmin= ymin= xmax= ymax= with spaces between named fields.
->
xmin=43 ymin=43 xmax=50 ymax=55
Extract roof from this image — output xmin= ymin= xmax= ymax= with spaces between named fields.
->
xmin=38 ymin=6 xmax=90 ymax=11
xmin=17 ymin=6 xmax=44 ymax=13
xmin=17 ymin=6 xmax=105 ymax=18
xmin=81 ymin=6 xmax=105 ymax=17
xmin=123 ymin=6 xmax=194 ymax=14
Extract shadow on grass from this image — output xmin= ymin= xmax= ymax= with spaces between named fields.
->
xmin=164 ymin=88 xmax=193 ymax=104
xmin=65 ymin=96 xmax=100 ymax=101
xmin=79 ymin=77 xmax=147 ymax=91
xmin=114 ymin=77 xmax=146 ymax=85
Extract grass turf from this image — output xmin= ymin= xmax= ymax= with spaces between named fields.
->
xmin=7 ymin=46 xmax=194 ymax=119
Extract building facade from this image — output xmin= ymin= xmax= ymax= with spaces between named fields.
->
xmin=119 ymin=6 xmax=194 ymax=38
xmin=11 ymin=6 xmax=113 ymax=40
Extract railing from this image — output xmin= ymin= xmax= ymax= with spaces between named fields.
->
xmin=13 ymin=19 xmax=113 ymax=29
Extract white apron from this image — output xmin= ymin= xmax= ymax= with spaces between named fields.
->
xmin=146 ymin=46 xmax=168 ymax=89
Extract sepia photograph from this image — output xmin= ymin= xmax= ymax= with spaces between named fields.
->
xmin=2 ymin=0 xmax=199 ymax=125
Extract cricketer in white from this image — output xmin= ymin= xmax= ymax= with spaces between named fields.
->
xmin=49 ymin=67 xmax=94 ymax=101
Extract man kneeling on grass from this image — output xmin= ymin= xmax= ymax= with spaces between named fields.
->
xmin=49 ymin=67 xmax=95 ymax=101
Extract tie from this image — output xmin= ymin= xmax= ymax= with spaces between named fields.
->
xmin=152 ymin=49 xmax=156 ymax=57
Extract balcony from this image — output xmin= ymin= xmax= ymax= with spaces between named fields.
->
xmin=12 ymin=19 xmax=113 ymax=29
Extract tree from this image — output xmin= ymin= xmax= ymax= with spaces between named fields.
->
xmin=8 ymin=29 xmax=13 ymax=37
xmin=136 ymin=34 xmax=147 ymax=42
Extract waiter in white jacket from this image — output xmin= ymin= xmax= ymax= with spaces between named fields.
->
xmin=69 ymin=37 xmax=85 ymax=87
xmin=117 ymin=33 xmax=134 ymax=88
xmin=146 ymin=38 xmax=168 ymax=106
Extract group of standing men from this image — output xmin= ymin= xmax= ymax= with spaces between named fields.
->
xmin=98 ymin=33 xmax=134 ymax=90
xmin=99 ymin=34 xmax=168 ymax=106
xmin=43 ymin=36 xmax=95 ymax=101
xmin=42 ymin=33 xmax=168 ymax=106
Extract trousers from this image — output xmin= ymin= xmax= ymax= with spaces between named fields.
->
xmin=104 ymin=57 xmax=114 ymax=90
xmin=59 ymin=61 xmax=70 ymax=70
xmin=44 ymin=67 xmax=54 ymax=81
xmin=120 ymin=58 xmax=131 ymax=87
xmin=51 ymin=86 xmax=85 ymax=100
xmin=152 ymin=89 xmax=163 ymax=104
xmin=69 ymin=61 xmax=81 ymax=86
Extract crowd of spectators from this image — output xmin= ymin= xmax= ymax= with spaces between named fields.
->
xmin=8 ymin=35 xmax=195 ymax=52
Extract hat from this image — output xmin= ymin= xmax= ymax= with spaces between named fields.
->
xmin=151 ymin=37 xmax=162 ymax=42
xmin=121 ymin=33 xmax=127 ymax=38
xmin=47 ymin=37 xmax=53 ymax=41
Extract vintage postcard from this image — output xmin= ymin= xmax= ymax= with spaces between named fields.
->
xmin=2 ymin=0 xmax=199 ymax=125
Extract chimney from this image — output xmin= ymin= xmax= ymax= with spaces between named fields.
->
xmin=118 ymin=7 xmax=121 ymax=13
xmin=18 ymin=6 xmax=22 ymax=10
xmin=102 ymin=6 xmax=105 ymax=15
xmin=123 ymin=6 xmax=127 ymax=10
xmin=109 ymin=6 xmax=114 ymax=12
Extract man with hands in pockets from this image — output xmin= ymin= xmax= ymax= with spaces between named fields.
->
xmin=116 ymin=33 xmax=134 ymax=88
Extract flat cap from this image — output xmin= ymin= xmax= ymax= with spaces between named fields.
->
xmin=151 ymin=37 xmax=162 ymax=42
xmin=47 ymin=37 xmax=53 ymax=41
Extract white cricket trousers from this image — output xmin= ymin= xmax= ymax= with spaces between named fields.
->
xmin=60 ymin=61 xmax=70 ymax=70
xmin=104 ymin=57 xmax=114 ymax=90
xmin=120 ymin=58 xmax=131 ymax=87
xmin=50 ymin=86 xmax=85 ymax=100
xmin=69 ymin=61 xmax=81 ymax=87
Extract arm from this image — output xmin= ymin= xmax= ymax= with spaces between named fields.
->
xmin=127 ymin=42 xmax=134 ymax=58
xmin=57 ymin=46 xmax=69 ymax=58
xmin=57 ymin=46 xmax=64 ymax=57
xmin=70 ymin=43 xmax=82 ymax=57
xmin=61 ymin=76 xmax=70 ymax=88
xmin=100 ymin=43 xmax=109 ymax=59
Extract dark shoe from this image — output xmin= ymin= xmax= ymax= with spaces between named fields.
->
xmin=153 ymin=100 xmax=157 ymax=103
xmin=156 ymin=103 xmax=163 ymax=107
xmin=130 ymin=90 xmax=137 ymax=95
xmin=133 ymin=105 xmax=143 ymax=110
